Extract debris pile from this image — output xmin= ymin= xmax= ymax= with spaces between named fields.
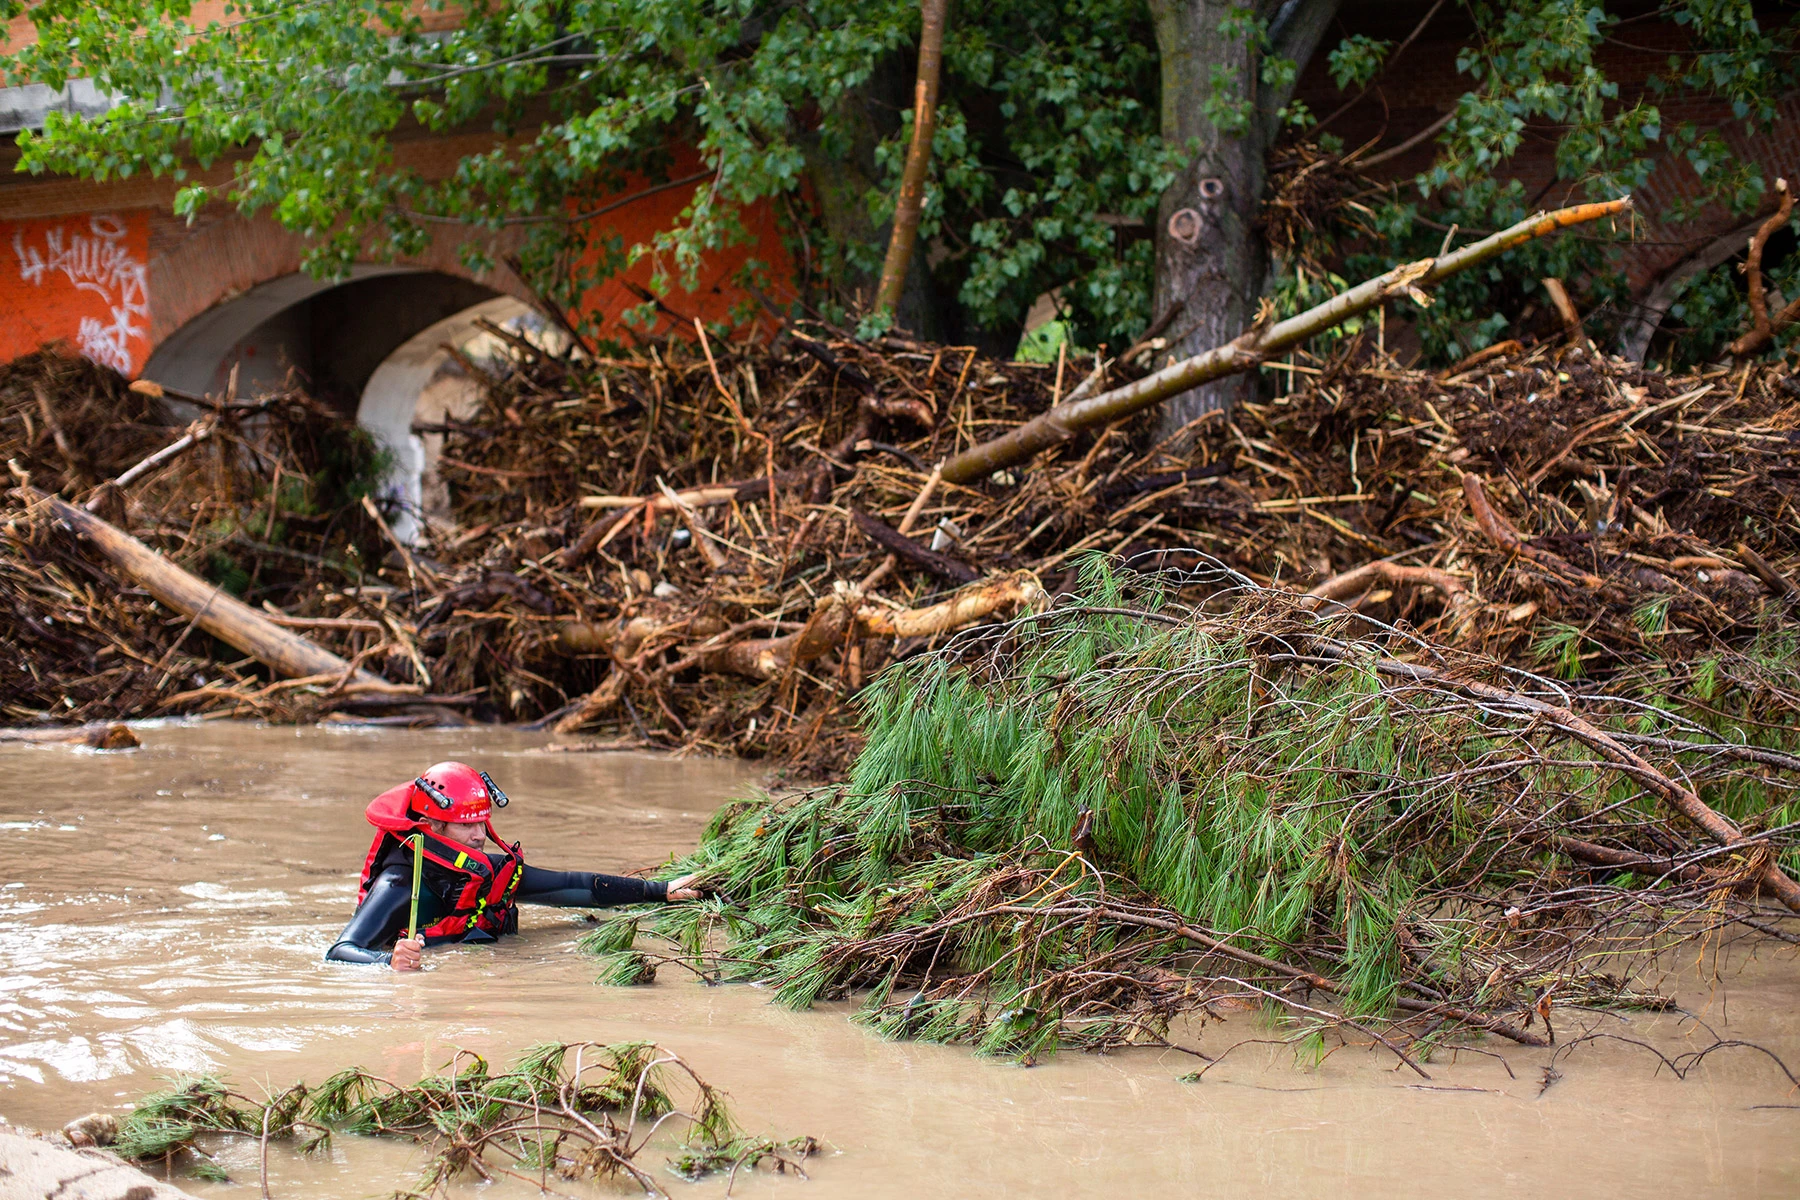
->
xmin=597 ymin=563 xmax=1800 ymax=1067
xmin=3 ymin=321 xmax=1796 ymax=775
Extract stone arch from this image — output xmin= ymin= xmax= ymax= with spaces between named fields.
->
xmin=140 ymin=265 xmax=500 ymax=401
xmin=143 ymin=208 xmax=534 ymax=354
xmin=138 ymin=264 xmax=559 ymax=544
xmin=356 ymin=296 xmax=558 ymax=544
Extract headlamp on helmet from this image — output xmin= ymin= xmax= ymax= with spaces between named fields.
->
xmin=409 ymin=761 xmax=497 ymax=824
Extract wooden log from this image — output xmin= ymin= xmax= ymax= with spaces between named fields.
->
xmin=0 ymin=723 xmax=140 ymax=750
xmin=856 ymin=571 xmax=1044 ymax=638
xmin=851 ymin=508 xmax=979 ymax=585
xmin=701 ymin=591 xmax=859 ymax=681
xmin=937 ymin=198 xmax=1632 ymax=484
xmin=24 ymin=489 xmax=384 ymax=686
xmin=700 ymin=573 xmax=1044 ymax=681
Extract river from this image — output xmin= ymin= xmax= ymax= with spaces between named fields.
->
xmin=0 ymin=723 xmax=1795 ymax=1198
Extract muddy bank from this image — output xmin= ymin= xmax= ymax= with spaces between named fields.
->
xmin=0 ymin=725 xmax=1797 ymax=1198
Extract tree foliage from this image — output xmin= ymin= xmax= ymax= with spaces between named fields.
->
xmin=2 ymin=1 xmax=1796 ymax=362
xmin=1290 ymin=1 xmax=1800 ymax=365
xmin=591 ymin=562 xmax=1800 ymax=1060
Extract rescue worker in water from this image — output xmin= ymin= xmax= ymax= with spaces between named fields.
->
xmin=327 ymin=761 xmax=700 ymax=970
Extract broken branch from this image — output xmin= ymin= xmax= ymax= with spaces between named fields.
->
xmin=939 ymin=198 xmax=1632 ymax=484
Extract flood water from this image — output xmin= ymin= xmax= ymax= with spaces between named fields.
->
xmin=0 ymin=723 xmax=1795 ymax=1198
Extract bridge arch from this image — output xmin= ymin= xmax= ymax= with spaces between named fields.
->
xmin=140 ymin=265 xmax=556 ymax=543
xmin=356 ymin=296 xmax=555 ymax=544
xmin=140 ymin=266 xmax=511 ymax=405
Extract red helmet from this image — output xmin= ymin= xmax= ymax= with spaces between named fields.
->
xmin=410 ymin=761 xmax=510 ymax=824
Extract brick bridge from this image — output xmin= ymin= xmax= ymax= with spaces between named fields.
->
xmin=3 ymin=2 xmax=1794 ymax=532
xmin=2 ymin=11 xmax=794 ymax=538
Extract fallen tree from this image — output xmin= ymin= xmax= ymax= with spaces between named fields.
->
xmin=591 ymin=561 xmax=1800 ymax=1063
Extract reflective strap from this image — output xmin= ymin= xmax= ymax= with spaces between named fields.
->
xmin=454 ymin=851 xmax=469 ymax=868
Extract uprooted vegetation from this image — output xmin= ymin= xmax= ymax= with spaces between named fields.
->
xmin=584 ymin=562 xmax=1800 ymax=1073
xmin=2 ymin=318 xmax=1796 ymax=776
xmin=111 ymin=1041 xmax=813 ymax=1197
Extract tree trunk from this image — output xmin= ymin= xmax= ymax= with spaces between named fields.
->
xmin=874 ymin=0 xmax=949 ymax=320
xmin=1148 ymin=0 xmax=1339 ymax=440
xmin=797 ymin=56 xmax=940 ymax=338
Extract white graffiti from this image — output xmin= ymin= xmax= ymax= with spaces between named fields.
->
xmin=13 ymin=214 xmax=149 ymax=374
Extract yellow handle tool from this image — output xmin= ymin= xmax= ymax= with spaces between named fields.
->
xmin=407 ymin=833 xmax=424 ymax=942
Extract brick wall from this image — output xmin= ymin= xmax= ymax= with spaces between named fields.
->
xmin=1295 ymin=1 xmax=1796 ymax=293
xmin=0 ymin=131 xmax=795 ymax=375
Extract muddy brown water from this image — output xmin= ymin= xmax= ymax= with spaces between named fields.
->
xmin=0 ymin=723 xmax=1795 ymax=1198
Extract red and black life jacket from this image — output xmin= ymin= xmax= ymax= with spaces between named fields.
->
xmin=357 ymin=783 xmax=526 ymax=944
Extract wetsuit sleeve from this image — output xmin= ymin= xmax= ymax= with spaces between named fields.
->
xmin=515 ymin=863 xmax=669 ymax=908
xmin=326 ymin=865 xmax=413 ymax=964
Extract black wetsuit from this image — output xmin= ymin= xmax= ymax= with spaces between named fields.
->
xmin=327 ymin=846 xmax=668 ymax=965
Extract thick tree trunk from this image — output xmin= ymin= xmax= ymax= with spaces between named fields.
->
xmin=1148 ymin=0 xmax=1338 ymax=440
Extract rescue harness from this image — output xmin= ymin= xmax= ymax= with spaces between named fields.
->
xmin=357 ymin=782 xmax=525 ymax=944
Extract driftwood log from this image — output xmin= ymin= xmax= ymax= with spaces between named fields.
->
xmin=0 ymin=722 xmax=140 ymax=749
xmin=22 ymin=489 xmax=390 ymax=689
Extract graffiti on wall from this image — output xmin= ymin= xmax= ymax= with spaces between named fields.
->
xmin=1 ymin=212 xmax=151 ymax=374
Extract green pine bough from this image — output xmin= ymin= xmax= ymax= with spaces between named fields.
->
xmin=113 ymin=1042 xmax=814 ymax=1194
xmin=595 ymin=557 xmax=1800 ymax=1067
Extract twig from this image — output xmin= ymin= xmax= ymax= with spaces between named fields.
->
xmin=87 ymin=419 xmax=215 ymax=510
